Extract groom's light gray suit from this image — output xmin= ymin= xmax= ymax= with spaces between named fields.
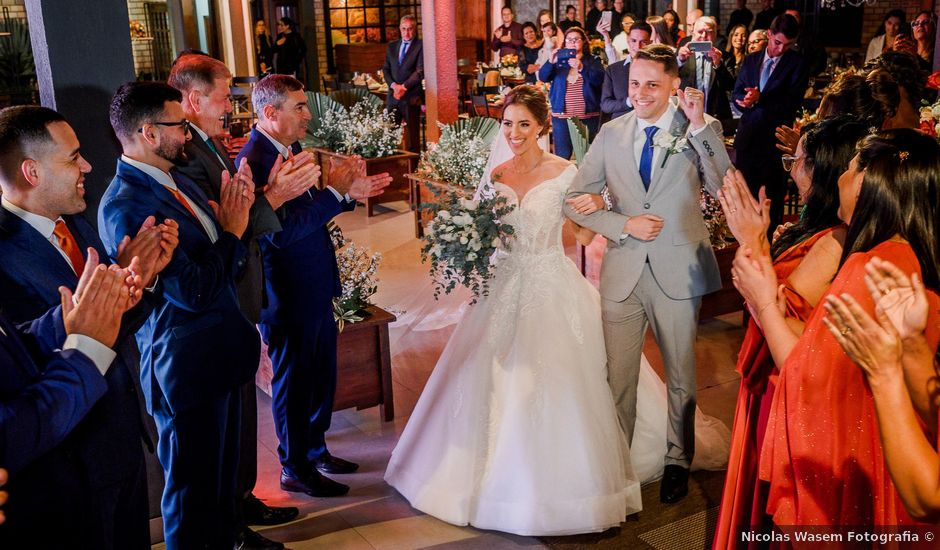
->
xmin=564 ymin=101 xmax=730 ymax=467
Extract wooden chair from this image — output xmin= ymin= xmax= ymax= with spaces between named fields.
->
xmin=483 ymin=69 xmax=501 ymax=87
xmin=228 ymin=86 xmax=255 ymax=126
xmin=321 ymin=74 xmax=340 ymax=93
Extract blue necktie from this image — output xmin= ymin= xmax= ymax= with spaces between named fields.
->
xmin=759 ymin=57 xmax=774 ymax=91
xmin=398 ymin=41 xmax=410 ymax=64
xmin=639 ymin=126 xmax=658 ymax=191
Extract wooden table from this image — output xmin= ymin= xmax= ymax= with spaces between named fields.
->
xmin=312 ymin=148 xmax=419 ymax=217
xmin=334 ymin=305 xmax=397 ymax=421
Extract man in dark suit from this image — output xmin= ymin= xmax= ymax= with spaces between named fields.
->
xmin=601 ymin=21 xmax=652 ymax=120
xmin=382 ymin=14 xmax=424 ymax=153
xmin=99 ymin=81 xmax=259 ymax=550
xmin=677 ymin=16 xmax=735 ymax=132
xmin=0 ymin=105 xmax=178 ymax=549
xmin=169 ymin=53 xmax=313 ymax=550
xmin=236 ymin=74 xmax=390 ymax=499
xmin=732 ymin=14 xmax=808 ymax=232
xmin=0 ymin=234 xmax=145 ymax=546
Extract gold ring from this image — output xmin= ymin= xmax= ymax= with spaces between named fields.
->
xmin=881 ymin=287 xmax=891 ymax=296
xmin=841 ymin=327 xmax=851 ymax=336
xmin=730 ymin=208 xmax=737 ymax=214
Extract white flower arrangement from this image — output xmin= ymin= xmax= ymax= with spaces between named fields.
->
xmin=919 ymin=98 xmax=940 ymax=139
xmin=416 ymin=123 xmax=493 ymax=189
xmin=313 ymin=101 xmax=402 ymax=159
xmin=421 ymin=192 xmax=515 ymax=303
xmin=499 ymin=65 xmax=524 ymax=79
xmin=332 ymin=226 xmax=382 ymax=330
xmin=653 ymin=130 xmax=691 ymax=168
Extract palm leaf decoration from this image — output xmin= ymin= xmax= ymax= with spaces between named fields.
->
xmin=441 ymin=117 xmax=500 ymax=144
xmin=328 ymin=88 xmax=383 ymax=111
xmin=566 ymin=118 xmax=589 ymax=165
xmin=303 ymin=92 xmax=346 ymax=149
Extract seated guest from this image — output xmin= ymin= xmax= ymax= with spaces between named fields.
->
xmin=601 ymin=21 xmax=651 ymax=120
xmin=711 ymin=117 xmax=869 ymax=548
xmin=733 ymin=129 xmax=940 ymax=529
xmin=0 ymin=249 xmax=145 ymax=547
xmin=100 ymin=81 xmax=260 ymax=549
xmin=0 ymin=105 xmax=176 ymax=549
xmin=168 ymin=53 xmax=307 ymax=550
xmin=539 ymin=26 xmax=605 ymax=159
xmin=236 ymin=74 xmax=391 ymax=501
xmin=520 ymin=22 xmax=543 ymax=84
xmin=383 ymin=14 xmax=424 ymax=153
xmin=866 ymin=9 xmax=907 ymax=63
xmin=678 ymin=16 xmax=735 ymax=131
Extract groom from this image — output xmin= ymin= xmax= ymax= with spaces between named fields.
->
xmin=564 ymin=44 xmax=731 ymax=504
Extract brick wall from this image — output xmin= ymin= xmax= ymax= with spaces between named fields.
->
xmin=0 ymin=0 xmax=27 ymax=21
xmin=313 ymin=0 xmax=329 ymax=82
xmin=127 ymin=0 xmax=169 ymax=79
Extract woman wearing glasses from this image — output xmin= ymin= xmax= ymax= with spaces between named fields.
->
xmin=911 ymin=11 xmax=936 ymax=71
xmin=711 ymin=117 xmax=870 ymax=548
xmin=538 ymin=27 xmax=605 ymax=160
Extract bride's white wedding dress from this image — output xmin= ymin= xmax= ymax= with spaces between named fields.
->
xmin=385 ymin=165 xmax=729 ymax=536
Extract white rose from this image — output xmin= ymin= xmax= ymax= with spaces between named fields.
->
xmin=460 ymin=236 xmax=469 ymax=245
xmin=438 ymin=210 xmax=451 ymax=220
xmin=453 ymin=213 xmax=474 ymax=226
xmin=469 ymin=238 xmax=482 ymax=251
xmin=460 ymin=198 xmax=480 ymax=211
xmin=932 ymin=104 xmax=940 ymax=119
xmin=467 ymin=252 xmax=478 ymax=262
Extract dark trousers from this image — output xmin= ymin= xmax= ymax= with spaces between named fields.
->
xmin=735 ymin=144 xmax=788 ymax=235
xmin=234 ymin=379 xmax=258 ymax=532
xmin=85 ymin=458 xmax=150 ymax=550
xmin=261 ymin=313 xmax=338 ymax=477
xmin=387 ymin=96 xmax=422 ymax=153
xmin=153 ymin=389 xmax=241 ymax=550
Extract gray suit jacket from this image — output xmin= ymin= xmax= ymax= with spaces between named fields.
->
xmin=176 ymin=134 xmax=281 ymax=323
xmin=564 ymin=104 xmax=731 ymax=301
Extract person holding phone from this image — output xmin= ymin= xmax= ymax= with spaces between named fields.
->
xmin=677 ymin=16 xmax=734 ymax=130
xmin=539 ymin=27 xmax=605 ymax=160
xmin=866 ymin=9 xmax=907 ymax=63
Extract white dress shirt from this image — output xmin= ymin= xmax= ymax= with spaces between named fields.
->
xmin=121 ymin=155 xmax=219 ymax=242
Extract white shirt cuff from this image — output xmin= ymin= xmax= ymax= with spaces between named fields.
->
xmin=690 ymin=123 xmax=709 ymax=136
xmin=326 ymin=186 xmax=353 ymax=203
xmin=146 ymin=275 xmax=159 ymax=292
xmin=63 ymin=333 xmax=116 ymax=376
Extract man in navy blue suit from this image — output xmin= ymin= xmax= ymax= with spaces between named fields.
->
xmin=169 ymin=53 xmax=312 ymax=550
xmin=0 ymin=240 xmax=144 ymax=546
xmin=236 ymin=75 xmax=390 ymax=498
xmin=383 ymin=14 xmax=424 ymax=152
xmin=732 ymin=13 xmax=808 ymax=233
xmin=0 ymin=105 xmax=178 ymax=548
xmin=99 ymin=81 xmax=259 ymax=549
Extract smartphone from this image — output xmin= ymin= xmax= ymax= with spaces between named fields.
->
xmin=598 ymin=10 xmax=612 ymax=31
xmin=556 ymin=48 xmax=577 ymax=63
xmin=689 ymin=41 xmax=713 ymax=53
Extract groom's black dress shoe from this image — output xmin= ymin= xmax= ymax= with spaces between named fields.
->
xmin=244 ymin=493 xmax=299 ymax=525
xmin=280 ymin=468 xmax=349 ymax=497
xmin=660 ymin=464 xmax=690 ymax=504
xmin=314 ymin=452 xmax=359 ymax=475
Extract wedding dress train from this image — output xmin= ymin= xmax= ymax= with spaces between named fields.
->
xmin=385 ymin=166 xmax=729 ymax=536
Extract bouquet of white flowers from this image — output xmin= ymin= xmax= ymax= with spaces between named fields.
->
xmin=421 ymin=192 xmax=515 ymax=303
xmin=332 ymin=225 xmax=382 ymax=330
xmin=313 ymin=101 xmax=402 ymax=158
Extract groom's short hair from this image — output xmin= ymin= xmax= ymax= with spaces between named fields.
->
xmin=634 ymin=44 xmax=679 ymax=77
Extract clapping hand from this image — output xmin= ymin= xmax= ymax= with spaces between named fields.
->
xmin=731 ymin=245 xmax=783 ymax=324
xmin=264 ymin=154 xmax=320 ymax=209
xmin=115 ymin=215 xmax=179 ymax=288
xmin=775 ymin=124 xmax=800 ymax=155
xmin=717 ymin=168 xmax=770 ymax=253
xmin=210 ymin=166 xmax=255 ymax=238
xmin=823 ymin=289 xmax=904 ymax=385
xmin=60 ymin=249 xmax=141 ymax=347
xmin=736 ymin=86 xmax=760 ymax=109
xmin=328 ymin=156 xmax=392 ymax=201
xmin=864 ymin=257 xmax=929 ymax=341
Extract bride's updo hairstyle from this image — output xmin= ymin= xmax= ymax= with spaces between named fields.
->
xmin=501 ymin=84 xmax=551 ymax=137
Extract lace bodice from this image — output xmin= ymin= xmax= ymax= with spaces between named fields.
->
xmin=492 ymin=164 xmax=578 ymax=259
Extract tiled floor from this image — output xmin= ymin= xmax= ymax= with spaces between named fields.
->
xmin=160 ymin=204 xmax=746 ymax=549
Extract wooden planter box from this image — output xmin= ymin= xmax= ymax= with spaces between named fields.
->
xmin=312 ymin=148 xmax=419 ymax=217
xmin=256 ymin=305 xmax=397 ymax=421
xmin=700 ymin=243 xmax=744 ymax=320
xmin=405 ymin=174 xmax=474 ymax=239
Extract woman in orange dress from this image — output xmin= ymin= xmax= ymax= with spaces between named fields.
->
xmin=711 ymin=117 xmax=870 ymax=548
xmin=732 ymin=129 xmax=940 ymax=530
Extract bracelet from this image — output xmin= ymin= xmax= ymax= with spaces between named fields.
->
xmin=756 ymin=301 xmax=777 ymax=319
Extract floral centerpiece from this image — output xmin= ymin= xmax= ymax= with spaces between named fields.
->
xmin=499 ymin=54 xmax=524 ymax=80
xmin=415 ymin=123 xmax=492 ymax=189
xmin=312 ymin=101 xmax=402 ymax=158
xmin=919 ymin=95 xmax=940 ymax=139
xmin=330 ymin=224 xmax=382 ymax=330
xmin=421 ymin=194 xmax=515 ymax=302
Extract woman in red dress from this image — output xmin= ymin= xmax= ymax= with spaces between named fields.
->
xmin=711 ymin=117 xmax=871 ymax=548
xmin=732 ymin=129 xmax=940 ymax=530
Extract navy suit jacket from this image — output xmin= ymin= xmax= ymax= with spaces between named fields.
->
xmin=382 ymin=38 xmax=424 ymax=109
xmin=679 ymin=53 xmax=734 ymax=125
xmin=601 ymin=59 xmax=632 ymax=120
xmin=97 ymin=159 xmax=260 ymax=413
xmin=732 ymin=49 xmax=808 ymax=153
xmin=235 ymin=128 xmax=354 ymax=327
xmin=0 ymin=208 xmax=151 ymax=488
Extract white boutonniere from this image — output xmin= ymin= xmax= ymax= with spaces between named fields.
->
xmin=652 ymin=130 xmax=691 ymax=168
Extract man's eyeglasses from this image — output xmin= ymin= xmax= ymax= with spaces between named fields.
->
xmin=138 ymin=119 xmax=192 ymax=133
xmin=781 ymin=154 xmax=802 ymax=171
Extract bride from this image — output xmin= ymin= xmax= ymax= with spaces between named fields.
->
xmin=385 ymin=85 xmax=728 ymax=536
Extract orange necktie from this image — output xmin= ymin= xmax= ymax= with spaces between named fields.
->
xmin=53 ymin=220 xmax=86 ymax=275
xmin=168 ymin=186 xmax=198 ymax=219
